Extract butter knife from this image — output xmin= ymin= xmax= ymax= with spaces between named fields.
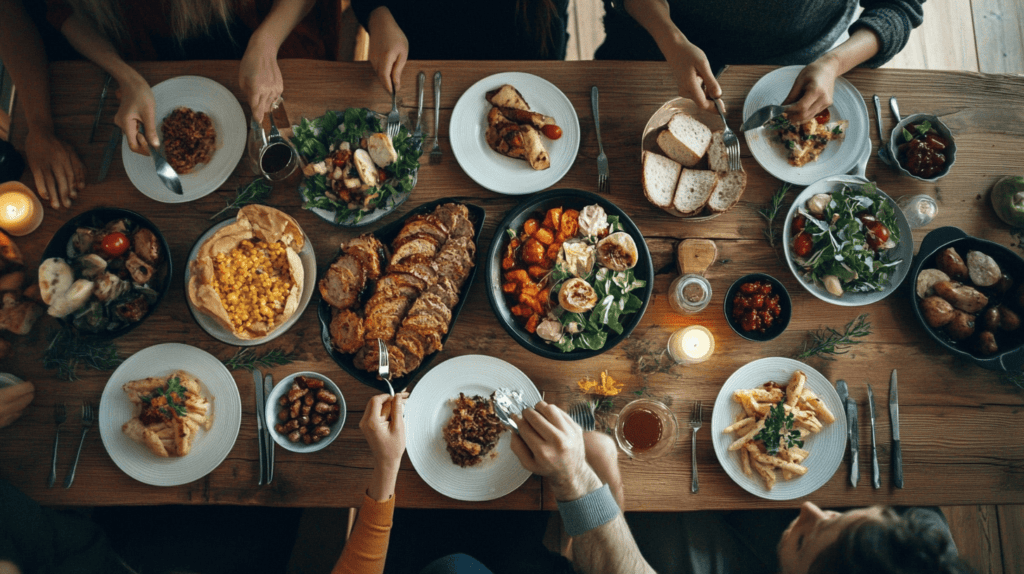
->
xmin=866 ymin=384 xmax=880 ymax=489
xmin=414 ymin=71 xmax=425 ymax=139
xmin=97 ymin=128 xmax=121 ymax=183
xmin=837 ymin=380 xmax=859 ymax=487
xmin=890 ymin=369 xmax=903 ymax=488
xmin=253 ymin=368 xmax=266 ymax=486
xmin=263 ymin=373 xmax=275 ymax=485
xmin=89 ymin=74 xmax=112 ymax=144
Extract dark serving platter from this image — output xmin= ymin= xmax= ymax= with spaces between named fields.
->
xmin=318 ymin=198 xmax=486 ymax=393
xmin=485 ymin=189 xmax=654 ymax=361
xmin=909 ymin=226 xmax=1024 ymax=371
xmin=41 ymin=207 xmax=173 ymax=339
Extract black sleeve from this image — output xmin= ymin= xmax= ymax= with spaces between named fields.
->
xmin=850 ymin=0 xmax=925 ymax=68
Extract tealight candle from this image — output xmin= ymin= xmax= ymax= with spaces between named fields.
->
xmin=667 ymin=325 xmax=715 ymax=365
xmin=0 ymin=182 xmax=44 ymax=236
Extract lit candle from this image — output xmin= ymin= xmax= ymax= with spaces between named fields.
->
xmin=0 ymin=182 xmax=44 ymax=236
xmin=667 ymin=325 xmax=715 ymax=365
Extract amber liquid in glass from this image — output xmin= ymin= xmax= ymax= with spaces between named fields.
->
xmin=622 ymin=408 xmax=663 ymax=452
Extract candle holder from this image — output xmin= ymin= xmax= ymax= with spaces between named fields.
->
xmin=667 ymin=325 xmax=715 ymax=365
xmin=0 ymin=181 xmax=44 ymax=236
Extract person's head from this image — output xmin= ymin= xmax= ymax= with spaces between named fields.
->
xmin=67 ymin=0 xmax=233 ymax=42
xmin=777 ymin=502 xmax=974 ymax=574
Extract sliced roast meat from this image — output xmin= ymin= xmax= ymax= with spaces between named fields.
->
xmin=344 ymin=235 xmax=386 ymax=281
xmin=390 ymin=233 xmax=441 ymax=265
xmin=319 ymin=254 xmax=365 ymax=310
xmin=428 ymin=277 xmax=460 ymax=309
xmin=396 ymin=214 xmax=448 ymax=245
xmin=330 ymin=309 xmax=366 ymax=354
xmin=363 ymin=296 xmax=414 ymax=342
xmin=390 ymin=254 xmax=438 ymax=288
xmin=373 ymin=272 xmax=425 ymax=300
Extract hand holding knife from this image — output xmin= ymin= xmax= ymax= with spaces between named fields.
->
xmin=891 ymin=369 xmax=903 ymax=488
xmin=836 ymin=380 xmax=859 ymax=487
xmin=867 ymin=384 xmax=880 ymax=489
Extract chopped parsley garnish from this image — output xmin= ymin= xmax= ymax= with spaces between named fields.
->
xmin=754 ymin=402 xmax=804 ymax=455
xmin=141 ymin=375 xmax=189 ymax=418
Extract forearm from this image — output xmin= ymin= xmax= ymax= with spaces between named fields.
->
xmin=817 ymin=27 xmax=882 ymax=75
xmin=0 ymin=0 xmax=54 ymax=131
xmin=366 ymin=461 xmax=399 ymax=502
xmin=249 ymin=0 xmax=317 ymax=53
xmin=60 ymin=14 xmax=142 ymax=88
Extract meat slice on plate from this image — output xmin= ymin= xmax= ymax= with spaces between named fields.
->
xmin=434 ymin=237 xmax=475 ymax=288
xmin=343 ymin=235 xmax=386 ymax=281
xmin=433 ymin=204 xmax=473 ymax=239
xmin=363 ymin=296 xmax=414 ymax=342
xmin=373 ymin=272 xmax=425 ymax=300
xmin=330 ymin=308 xmax=365 ymax=354
xmin=319 ymin=253 xmax=365 ymax=310
xmin=390 ymin=233 xmax=441 ymax=265
xmin=353 ymin=343 xmax=409 ymax=378
xmin=396 ymin=214 xmax=448 ymax=245
xmin=428 ymin=277 xmax=460 ymax=309
xmin=389 ymin=254 xmax=438 ymax=288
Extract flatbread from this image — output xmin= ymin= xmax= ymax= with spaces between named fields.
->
xmin=187 ymin=205 xmax=305 ymax=339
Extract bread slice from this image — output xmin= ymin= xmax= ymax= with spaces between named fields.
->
xmin=642 ymin=151 xmax=682 ymax=210
xmin=707 ymin=170 xmax=747 ymax=213
xmin=672 ymin=169 xmax=718 ymax=216
xmin=708 ymin=130 xmax=730 ymax=172
xmin=657 ymin=113 xmax=712 ymax=167
xmin=486 ymin=85 xmax=530 ymax=111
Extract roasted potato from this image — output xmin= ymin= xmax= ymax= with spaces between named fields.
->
xmin=984 ymin=306 xmax=1021 ymax=332
xmin=916 ymin=269 xmax=951 ymax=299
xmin=921 ymin=296 xmax=955 ymax=328
xmin=967 ymin=251 xmax=1002 ymax=287
xmin=522 ymin=218 xmax=540 ymax=236
xmin=542 ymin=207 xmax=562 ymax=230
xmin=982 ymin=307 xmax=1001 ymax=331
xmin=974 ymin=331 xmax=999 ymax=356
xmin=933 ymin=281 xmax=989 ymax=313
xmin=936 ymin=247 xmax=969 ymax=281
xmin=945 ymin=310 xmax=976 ymax=341
xmin=994 ymin=274 xmax=1014 ymax=294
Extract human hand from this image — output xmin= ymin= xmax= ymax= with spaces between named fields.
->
xmin=240 ymin=37 xmax=284 ymax=123
xmin=0 ymin=382 xmax=35 ymax=429
xmin=367 ymin=7 xmax=409 ymax=94
xmin=25 ymin=130 xmax=85 ymax=209
xmin=360 ymin=392 xmax=408 ymax=470
xmin=781 ymin=56 xmax=841 ymax=123
xmin=510 ymin=401 xmax=599 ymax=501
xmin=664 ymin=39 xmax=721 ymax=112
xmin=113 ymin=76 xmax=158 ymax=155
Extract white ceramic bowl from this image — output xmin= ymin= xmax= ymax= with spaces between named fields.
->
xmin=264 ymin=371 xmax=346 ymax=453
xmin=887 ymin=113 xmax=957 ymax=182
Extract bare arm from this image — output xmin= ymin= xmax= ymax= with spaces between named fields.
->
xmin=240 ymin=0 xmax=316 ymax=120
xmin=0 ymin=0 xmax=85 ymax=208
xmin=782 ymin=28 xmax=882 ymax=122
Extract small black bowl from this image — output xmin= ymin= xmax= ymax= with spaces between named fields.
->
xmin=41 ymin=207 xmax=173 ymax=339
xmin=724 ymin=273 xmax=792 ymax=342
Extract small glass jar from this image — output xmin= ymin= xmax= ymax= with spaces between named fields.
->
xmin=896 ymin=194 xmax=938 ymax=229
xmin=668 ymin=274 xmax=712 ymax=315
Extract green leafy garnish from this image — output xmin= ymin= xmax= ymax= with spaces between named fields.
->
xmin=210 ymin=178 xmax=273 ymax=220
xmin=143 ymin=376 xmax=188 ymax=417
xmin=796 ymin=313 xmax=872 ymax=361
xmin=755 ymin=402 xmax=804 ymax=455
xmin=505 ymin=228 xmax=517 ymax=241
xmin=831 ymin=125 xmax=843 ymax=136
xmin=914 ymin=120 xmax=933 ymax=135
xmin=43 ymin=327 xmax=123 ymax=381
xmin=222 ymin=347 xmax=296 ymax=371
xmin=902 ymin=128 xmax=914 ymax=142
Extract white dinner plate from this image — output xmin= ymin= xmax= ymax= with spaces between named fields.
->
xmin=450 ymin=72 xmax=580 ymax=195
xmin=742 ymin=67 xmax=870 ymax=185
xmin=711 ymin=357 xmax=847 ymax=501
xmin=183 ymin=218 xmax=316 ymax=346
xmin=98 ymin=343 xmax=241 ymax=486
xmin=406 ymin=355 xmax=542 ymax=501
xmin=123 ymin=76 xmax=246 ymax=203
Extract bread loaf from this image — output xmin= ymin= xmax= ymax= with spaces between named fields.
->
xmin=708 ymin=130 xmax=730 ymax=172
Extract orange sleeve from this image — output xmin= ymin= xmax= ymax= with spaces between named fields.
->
xmin=330 ymin=493 xmax=395 ymax=574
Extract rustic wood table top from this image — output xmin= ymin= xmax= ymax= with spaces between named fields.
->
xmin=2 ymin=60 xmax=1023 ymax=511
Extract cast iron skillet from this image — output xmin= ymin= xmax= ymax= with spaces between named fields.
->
xmin=486 ymin=189 xmax=654 ymax=361
xmin=909 ymin=226 xmax=1024 ymax=371
xmin=318 ymin=199 xmax=486 ymax=393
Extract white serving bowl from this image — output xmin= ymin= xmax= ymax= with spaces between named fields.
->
xmin=265 ymin=371 xmax=346 ymax=453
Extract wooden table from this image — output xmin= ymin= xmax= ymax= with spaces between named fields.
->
xmin=2 ymin=60 xmax=1023 ymax=511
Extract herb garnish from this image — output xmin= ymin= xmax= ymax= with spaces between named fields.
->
xmin=758 ymin=183 xmax=792 ymax=248
xmin=210 ymin=178 xmax=273 ymax=220
xmin=43 ymin=327 xmax=123 ymax=381
xmin=142 ymin=376 xmax=188 ymax=418
xmin=755 ymin=402 xmax=804 ymax=455
xmin=796 ymin=313 xmax=872 ymax=360
xmin=222 ymin=347 xmax=296 ymax=371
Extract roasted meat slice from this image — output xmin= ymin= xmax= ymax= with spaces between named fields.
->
xmin=428 ymin=277 xmax=460 ymax=309
xmin=132 ymin=228 xmax=162 ymax=265
xmin=363 ymin=296 xmax=414 ymax=342
xmin=396 ymin=214 xmax=448 ymax=245
xmin=125 ymin=252 xmax=155 ymax=284
xmin=343 ymin=235 xmax=386 ymax=281
xmin=372 ymin=272 xmax=424 ymax=301
xmin=389 ymin=255 xmax=438 ymax=288
xmin=319 ymin=254 xmax=365 ymax=310
xmin=330 ymin=308 xmax=365 ymax=354
xmin=434 ymin=238 xmax=475 ymax=288
xmin=390 ymin=233 xmax=441 ymax=265
xmin=433 ymin=204 xmax=472 ymax=238
xmin=396 ymin=328 xmax=431 ymax=361
xmin=353 ymin=343 xmax=409 ymax=378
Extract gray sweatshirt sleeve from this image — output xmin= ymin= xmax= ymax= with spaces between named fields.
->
xmin=850 ymin=0 xmax=926 ymax=68
xmin=556 ymin=483 xmax=621 ymax=536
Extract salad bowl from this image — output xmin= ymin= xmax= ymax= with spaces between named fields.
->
xmin=781 ymin=175 xmax=913 ymax=307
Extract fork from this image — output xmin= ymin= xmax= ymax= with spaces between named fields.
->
xmin=64 ymin=402 xmax=94 ymax=488
xmin=386 ymin=85 xmax=401 ymax=139
xmin=591 ymin=86 xmax=609 ymax=193
xmin=48 ymin=402 xmax=66 ymax=488
xmin=376 ymin=338 xmax=396 ymax=397
xmin=429 ymin=71 xmax=443 ymax=165
xmin=714 ymin=99 xmax=742 ymax=171
xmin=568 ymin=401 xmax=596 ymax=432
xmin=689 ymin=400 xmax=702 ymax=494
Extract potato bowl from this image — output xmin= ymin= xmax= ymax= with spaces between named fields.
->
xmin=265 ymin=371 xmax=346 ymax=453
xmin=887 ymin=113 xmax=957 ymax=182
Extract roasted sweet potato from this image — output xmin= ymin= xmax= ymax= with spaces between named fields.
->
xmin=542 ymin=207 xmax=562 ymax=230
xmin=528 ymin=265 xmax=549 ymax=280
xmin=559 ymin=209 xmax=580 ymax=238
xmin=525 ymin=314 xmax=540 ymax=333
xmin=522 ymin=239 xmax=545 ymax=264
xmin=523 ymin=218 xmax=540 ymax=236
xmin=533 ymin=227 xmax=555 ymax=245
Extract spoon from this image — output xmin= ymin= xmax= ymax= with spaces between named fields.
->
xmin=141 ymin=124 xmax=183 ymax=195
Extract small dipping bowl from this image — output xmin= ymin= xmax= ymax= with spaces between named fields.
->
xmin=888 ymin=113 xmax=957 ymax=182
xmin=724 ymin=273 xmax=792 ymax=342
xmin=265 ymin=371 xmax=346 ymax=453
xmin=614 ymin=399 xmax=678 ymax=461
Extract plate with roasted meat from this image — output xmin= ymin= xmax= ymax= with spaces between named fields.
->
xmin=185 ymin=205 xmax=315 ymax=345
xmin=742 ymin=66 xmax=869 ymax=186
xmin=405 ymin=355 xmax=542 ymax=501
xmin=98 ymin=343 xmax=241 ymax=486
xmin=450 ymin=72 xmax=580 ymax=195
xmin=40 ymin=208 xmax=172 ymax=338
xmin=318 ymin=200 xmax=485 ymax=394
xmin=122 ymin=76 xmax=246 ymax=203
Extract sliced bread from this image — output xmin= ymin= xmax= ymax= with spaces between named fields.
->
xmin=707 ymin=170 xmax=747 ymax=213
xmin=672 ymin=169 xmax=718 ymax=216
xmin=708 ymin=130 xmax=730 ymax=172
xmin=657 ymin=113 xmax=712 ymax=167
xmin=642 ymin=151 xmax=682 ymax=210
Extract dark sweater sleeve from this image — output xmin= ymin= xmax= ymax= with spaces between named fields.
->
xmin=850 ymin=0 xmax=925 ymax=68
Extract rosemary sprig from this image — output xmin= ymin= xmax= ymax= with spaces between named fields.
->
xmin=222 ymin=347 xmax=296 ymax=371
xmin=623 ymin=334 xmax=675 ymax=384
xmin=758 ymin=183 xmax=792 ymax=248
xmin=210 ymin=178 xmax=274 ymax=220
xmin=43 ymin=327 xmax=123 ymax=381
xmin=796 ymin=313 xmax=872 ymax=361
xmin=1000 ymin=369 xmax=1024 ymax=391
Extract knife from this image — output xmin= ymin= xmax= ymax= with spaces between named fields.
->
xmin=866 ymin=384 xmax=880 ymax=489
xmin=836 ymin=380 xmax=859 ymax=487
xmin=253 ymin=368 xmax=266 ymax=486
xmin=890 ymin=369 xmax=903 ymax=488
xmin=89 ymin=74 xmax=112 ymax=144
xmin=97 ymin=128 xmax=121 ymax=183
xmin=263 ymin=373 xmax=275 ymax=485
xmin=414 ymin=71 xmax=425 ymax=139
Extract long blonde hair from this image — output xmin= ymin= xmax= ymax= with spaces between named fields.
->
xmin=67 ymin=0 xmax=234 ymax=42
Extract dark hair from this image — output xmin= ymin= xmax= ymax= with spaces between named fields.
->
xmin=808 ymin=508 xmax=975 ymax=574
xmin=515 ymin=0 xmax=559 ymax=58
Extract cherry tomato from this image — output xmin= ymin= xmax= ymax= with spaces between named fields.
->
xmin=865 ymin=221 xmax=891 ymax=250
xmin=793 ymin=232 xmax=814 ymax=257
xmin=792 ymin=215 xmax=806 ymax=236
xmin=541 ymin=124 xmax=563 ymax=140
xmin=99 ymin=232 xmax=130 ymax=258
xmin=814 ymin=109 xmax=831 ymax=124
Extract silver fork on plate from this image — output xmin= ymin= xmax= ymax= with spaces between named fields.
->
xmin=376 ymin=338 xmax=396 ymax=397
xmin=386 ymin=85 xmax=401 ymax=139
xmin=48 ymin=402 xmax=66 ymax=488
xmin=591 ymin=86 xmax=609 ymax=193
xmin=429 ymin=71 xmax=443 ymax=165
xmin=714 ymin=99 xmax=742 ymax=171
xmin=568 ymin=401 xmax=596 ymax=432
xmin=64 ymin=402 xmax=94 ymax=488
xmin=689 ymin=400 xmax=703 ymax=494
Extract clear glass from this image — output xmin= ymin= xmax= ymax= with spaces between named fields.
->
xmin=259 ymin=141 xmax=299 ymax=183
xmin=896 ymin=194 xmax=938 ymax=229
xmin=667 ymin=325 xmax=715 ymax=365
xmin=614 ymin=399 xmax=679 ymax=460
xmin=669 ymin=274 xmax=712 ymax=314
